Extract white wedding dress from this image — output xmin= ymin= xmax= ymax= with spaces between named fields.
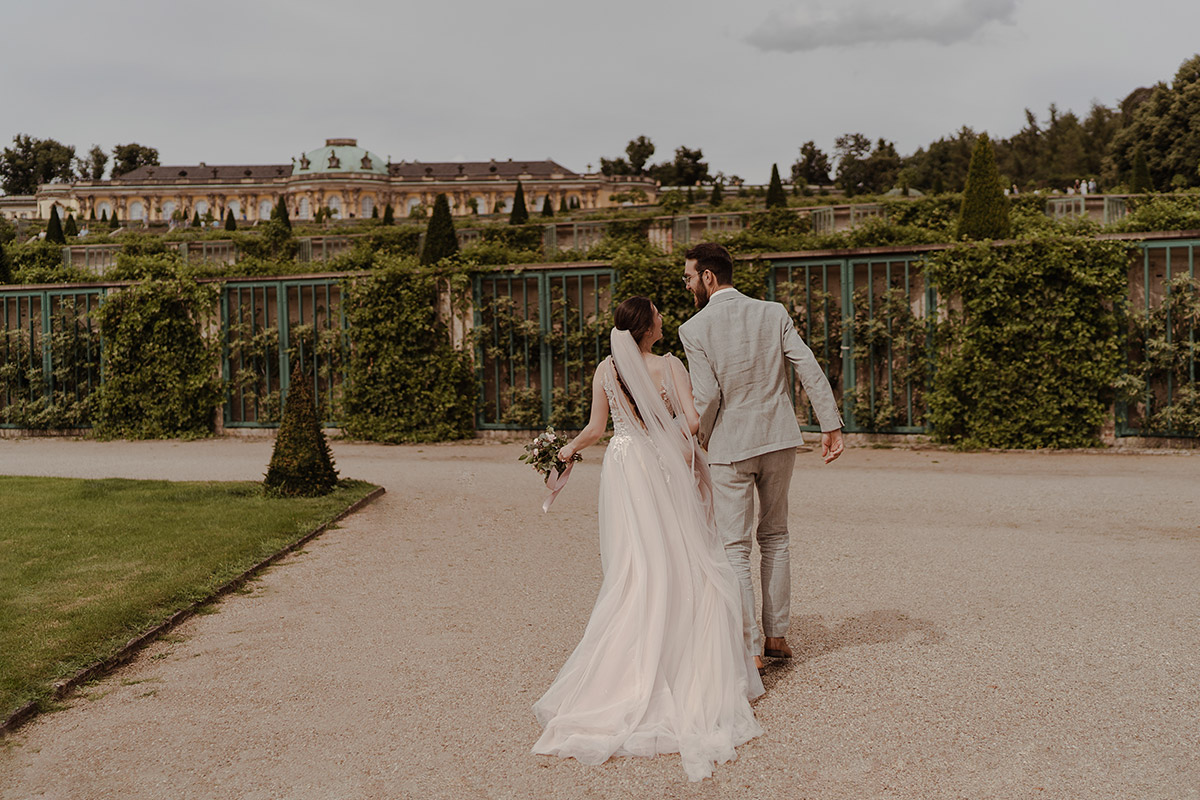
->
xmin=533 ymin=331 xmax=764 ymax=782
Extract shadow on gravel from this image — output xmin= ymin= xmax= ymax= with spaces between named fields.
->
xmin=762 ymin=610 xmax=944 ymax=686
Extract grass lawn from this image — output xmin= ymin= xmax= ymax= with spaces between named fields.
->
xmin=0 ymin=476 xmax=378 ymax=722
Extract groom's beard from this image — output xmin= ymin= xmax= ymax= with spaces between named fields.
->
xmin=692 ymin=284 xmax=710 ymax=309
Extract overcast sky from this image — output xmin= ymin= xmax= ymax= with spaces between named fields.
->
xmin=4 ymin=0 xmax=1199 ymax=184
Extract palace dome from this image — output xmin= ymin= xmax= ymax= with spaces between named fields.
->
xmin=294 ymin=138 xmax=388 ymax=176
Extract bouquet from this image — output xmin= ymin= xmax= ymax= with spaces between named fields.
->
xmin=518 ymin=426 xmax=581 ymax=480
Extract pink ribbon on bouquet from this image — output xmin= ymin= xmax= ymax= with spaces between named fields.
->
xmin=542 ymin=461 xmax=575 ymax=513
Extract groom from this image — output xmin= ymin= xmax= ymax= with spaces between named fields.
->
xmin=678 ymin=242 xmax=844 ymax=672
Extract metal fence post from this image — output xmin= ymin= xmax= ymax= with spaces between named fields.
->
xmin=840 ymin=258 xmax=856 ymax=429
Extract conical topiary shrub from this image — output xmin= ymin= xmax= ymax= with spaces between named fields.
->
xmin=541 ymin=195 xmax=554 ymax=217
xmin=64 ymin=213 xmax=79 ymax=237
xmin=382 ymin=203 xmax=395 ymax=225
xmin=956 ymin=132 xmax=1010 ymax=240
xmin=0 ymin=244 xmax=12 ymax=285
xmin=420 ymin=193 xmax=458 ymax=264
xmin=1130 ymin=150 xmax=1154 ymax=193
xmin=765 ymin=164 xmax=787 ymax=208
xmin=272 ymin=197 xmax=291 ymax=230
xmin=509 ymin=180 xmax=529 ymax=225
xmin=224 ymin=208 xmax=237 ymax=231
xmin=263 ymin=375 xmax=339 ymax=497
xmin=45 ymin=206 xmax=66 ymax=244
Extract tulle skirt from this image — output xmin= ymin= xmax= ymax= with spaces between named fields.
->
xmin=533 ymin=433 xmax=764 ymax=782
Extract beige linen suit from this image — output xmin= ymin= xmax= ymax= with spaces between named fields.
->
xmin=678 ymin=288 xmax=841 ymax=656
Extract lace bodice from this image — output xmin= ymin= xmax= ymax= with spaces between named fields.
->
xmin=602 ymin=356 xmax=675 ymax=438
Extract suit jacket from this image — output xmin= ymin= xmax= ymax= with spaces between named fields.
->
xmin=678 ymin=289 xmax=842 ymax=465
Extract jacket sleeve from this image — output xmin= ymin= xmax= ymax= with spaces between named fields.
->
xmin=779 ymin=307 xmax=843 ymax=432
xmin=678 ymin=324 xmax=721 ymax=444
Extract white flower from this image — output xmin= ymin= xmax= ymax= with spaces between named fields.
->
xmin=547 ymin=433 xmax=556 ymax=441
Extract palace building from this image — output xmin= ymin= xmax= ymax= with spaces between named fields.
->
xmin=30 ymin=138 xmax=657 ymax=224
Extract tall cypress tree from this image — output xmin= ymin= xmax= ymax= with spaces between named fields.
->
xmin=421 ymin=193 xmax=459 ymax=264
xmin=956 ymin=133 xmax=1010 ymax=240
xmin=710 ymin=181 xmax=723 ymax=207
xmin=89 ymin=207 xmax=96 ymax=221
xmin=110 ymin=209 xmax=120 ymax=230
xmin=272 ymin=197 xmax=291 ymax=230
xmin=64 ymin=213 xmax=79 ymax=237
xmin=509 ymin=180 xmax=529 ymax=225
xmin=191 ymin=210 xmax=201 ymax=227
xmin=541 ymin=195 xmax=554 ymax=217
xmin=382 ymin=203 xmax=395 ymax=225
xmin=224 ymin=208 xmax=237 ymax=231
xmin=1130 ymin=150 xmax=1154 ymax=193
xmin=100 ymin=209 xmax=108 ymax=222
xmin=765 ymin=164 xmax=787 ymax=208
xmin=45 ymin=206 xmax=66 ymax=244
xmin=559 ymin=195 xmax=568 ymax=213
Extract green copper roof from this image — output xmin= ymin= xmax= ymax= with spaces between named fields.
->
xmin=295 ymin=139 xmax=387 ymax=176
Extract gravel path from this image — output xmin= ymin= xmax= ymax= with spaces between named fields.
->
xmin=1 ymin=438 xmax=1198 ymax=800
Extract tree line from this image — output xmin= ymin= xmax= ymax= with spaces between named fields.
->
xmin=599 ymin=53 xmax=1200 ymax=197
xmin=0 ymin=140 xmax=159 ymax=195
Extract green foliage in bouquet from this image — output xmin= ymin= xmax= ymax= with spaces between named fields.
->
xmin=263 ymin=376 xmax=339 ymax=497
xmin=518 ymin=426 xmax=581 ymax=479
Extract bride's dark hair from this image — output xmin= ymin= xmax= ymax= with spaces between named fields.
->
xmin=612 ymin=296 xmax=657 ymax=422
xmin=614 ymin=296 xmax=655 ymax=344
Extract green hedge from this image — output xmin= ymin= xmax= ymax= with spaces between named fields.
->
xmin=925 ymin=237 xmax=1132 ymax=448
xmin=93 ymin=276 xmax=223 ymax=439
xmin=341 ymin=257 xmax=476 ymax=442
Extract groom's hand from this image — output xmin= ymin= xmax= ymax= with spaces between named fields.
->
xmin=821 ymin=429 xmax=844 ymax=464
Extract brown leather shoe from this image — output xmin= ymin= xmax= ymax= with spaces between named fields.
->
xmin=754 ymin=655 xmax=765 ymax=675
xmin=763 ymin=637 xmax=793 ymax=659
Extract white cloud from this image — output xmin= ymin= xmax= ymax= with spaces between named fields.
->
xmin=745 ymin=0 xmax=1018 ymax=53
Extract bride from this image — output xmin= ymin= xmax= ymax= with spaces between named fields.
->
xmin=532 ymin=296 xmax=764 ymax=782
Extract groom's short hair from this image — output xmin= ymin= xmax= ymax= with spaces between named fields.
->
xmin=685 ymin=242 xmax=734 ymax=286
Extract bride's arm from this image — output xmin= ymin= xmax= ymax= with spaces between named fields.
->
xmin=558 ymin=364 xmax=610 ymax=461
xmin=669 ymin=356 xmax=701 ymax=437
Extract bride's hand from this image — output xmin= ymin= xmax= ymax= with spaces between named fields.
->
xmin=558 ymin=445 xmax=574 ymax=462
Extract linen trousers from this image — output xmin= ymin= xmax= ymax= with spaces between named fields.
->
xmin=710 ymin=447 xmax=796 ymax=657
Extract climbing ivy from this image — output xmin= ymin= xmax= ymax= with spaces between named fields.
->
xmin=93 ymin=276 xmax=223 ymax=439
xmin=924 ymin=237 xmax=1132 ymax=448
xmin=1116 ymin=273 xmax=1200 ymax=434
xmin=341 ymin=256 xmax=476 ymax=442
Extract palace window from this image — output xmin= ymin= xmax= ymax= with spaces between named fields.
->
xmin=327 ymin=196 xmax=342 ymax=218
xmin=162 ymin=201 xmax=176 ymax=220
xmin=228 ymin=200 xmax=242 ymax=219
xmin=129 ymin=201 xmax=145 ymax=221
xmin=361 ymin=196 xmax=374 ymax=218
xmin=298 ymin=197 xmax=311 ymax=219
xmin=259 ymin=200 xmax=273 ymax=220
